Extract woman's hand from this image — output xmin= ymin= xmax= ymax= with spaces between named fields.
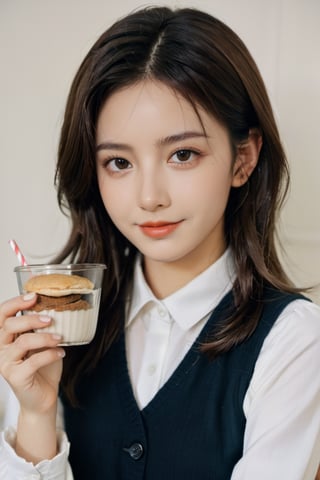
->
xmin=0 ymin=293 xmax=66 ymax=462
xmin=0 ymin=293 xmax=65 ymax=414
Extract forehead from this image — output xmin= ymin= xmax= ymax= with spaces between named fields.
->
xmin=97 ymin=80 xmax=213 ymax=137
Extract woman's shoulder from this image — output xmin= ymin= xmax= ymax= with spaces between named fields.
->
xmin=262 ymin=296 xmax=320 ymax=356
xmin=279 ymin=296 xmax=320 ymax=331
xmin=248 ymin=297 xmax=320 ymax=396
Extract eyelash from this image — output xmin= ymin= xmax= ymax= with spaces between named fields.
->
xmin=101 ymin=148 xmax=201 ymax=172
xmin=169 ymin=149 xmax=200 ymax=166
xmin=103 ymin=157 xmax=132 ymax=172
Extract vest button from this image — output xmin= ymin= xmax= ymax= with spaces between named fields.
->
xmin=124 ymin=442 xmax=144 ymax=460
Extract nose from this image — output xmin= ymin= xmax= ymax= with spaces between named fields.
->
xmin=138 ymin=165 xmax=170 ymax=212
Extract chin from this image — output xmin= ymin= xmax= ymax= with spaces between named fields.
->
xmin=139 ymin=246 xmax=194 ymax=265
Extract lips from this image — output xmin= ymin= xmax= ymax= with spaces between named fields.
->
xmin=139 ymin=221 xmax=182 ymax=238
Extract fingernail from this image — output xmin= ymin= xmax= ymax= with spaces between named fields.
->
xmin=39 ymin=316 xmax=51 ymax=323
xmin=57 ymin=349 xmax=66 ymax=358
xmin=23 ymin=292 xmax=36 ymax=301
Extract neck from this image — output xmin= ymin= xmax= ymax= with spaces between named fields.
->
xmin=143 ymin=245 xmax=226 ymax=299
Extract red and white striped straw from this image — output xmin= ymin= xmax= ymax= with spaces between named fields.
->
xmin=8 ymin=239 xmax=28 ymax=266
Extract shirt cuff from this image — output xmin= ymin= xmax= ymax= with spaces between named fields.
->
xmin=0 ymin=426 xmax=71 ymax=480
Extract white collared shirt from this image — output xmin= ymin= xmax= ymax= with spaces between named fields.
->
xmin=125 ymin=248 xmax=234 ymax=409
xmin=1 ymin=249 xmax=320 ymax=479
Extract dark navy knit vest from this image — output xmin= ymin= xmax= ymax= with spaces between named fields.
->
xmin=61 ymin=289 xmax=305 ymax=480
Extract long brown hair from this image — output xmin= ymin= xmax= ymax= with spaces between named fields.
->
xmin=54 ymin=6 xmax=295 ymax=404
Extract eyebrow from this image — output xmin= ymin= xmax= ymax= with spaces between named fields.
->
xmin=96 ymin=131 xmax=208 ymax=152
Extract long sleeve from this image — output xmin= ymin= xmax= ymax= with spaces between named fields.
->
xmin=231 ymin=299 xmax=320 ymax=480
xmin=0 ymin=384 xmax=73 ymax=480
xmin=0 ymin=427 xmax=72 ymax=480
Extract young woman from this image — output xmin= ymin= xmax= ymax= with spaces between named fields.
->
xmin=0 ymin=6 xmax=319 ymax=479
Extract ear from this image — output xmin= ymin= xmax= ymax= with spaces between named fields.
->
xmin=231 ymin=128 xmax=262 ymax=187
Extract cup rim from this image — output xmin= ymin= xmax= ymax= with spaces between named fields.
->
xmin=14 ymin=263 xmax=107 ymax=273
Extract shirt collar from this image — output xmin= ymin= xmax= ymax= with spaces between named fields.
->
xmin=126 ymin=248 xmax=235 ymax=331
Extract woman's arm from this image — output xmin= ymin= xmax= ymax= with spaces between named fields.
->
xmin=0 ymin=294 xmax=72 ymax=478
xmin=231 ymin=300 xmax=320 ymax=480
xmin=0 ymin=426 xmax=72 ymax=479
xmin=0 ymin=387 xmax=72 ymax=479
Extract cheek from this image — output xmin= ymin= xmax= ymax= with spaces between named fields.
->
xmin=182 ymin=168 xmax=232 ymax=212
xmin=98 ymin=176 xmax=136 ymax=233
xmin=97 ymin=176 xmax=121 ymax=218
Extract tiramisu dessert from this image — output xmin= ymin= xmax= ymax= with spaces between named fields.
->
xmin=23 ymin=273 xmax=99 ymax=345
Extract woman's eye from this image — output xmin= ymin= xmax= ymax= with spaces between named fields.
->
xmin=171 ymin=149 xmax=198 ymax=164
xmin=106 ymin=158 xmax=132 ymax=171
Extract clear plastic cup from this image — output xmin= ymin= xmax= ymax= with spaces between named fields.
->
xmin=15 ymin=263 xmax=106 ymax=346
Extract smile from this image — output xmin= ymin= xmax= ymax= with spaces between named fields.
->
xmin=139 ymin=221 xmax=182 ymax=238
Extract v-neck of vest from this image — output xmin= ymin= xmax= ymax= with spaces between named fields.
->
xmin=115 ymin=290 xmax=234 ymax=416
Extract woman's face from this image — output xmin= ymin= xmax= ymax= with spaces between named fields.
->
xmin=96 ymin=80 xmax=236 ymax=276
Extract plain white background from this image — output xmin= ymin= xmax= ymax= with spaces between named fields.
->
xmin=1 ymin=0 xmax=319 ymax=303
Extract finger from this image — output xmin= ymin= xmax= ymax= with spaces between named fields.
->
xmin=21 ymin=347 xmax=66 ymax=375
xmin=0 ymin=332 xmax=65 ymax=385
xmin=0 ymin=313 xmax=52 ymax=345
xmin=1 ymin=331 xmax=63 ymax=366
xmin=0 ymin=293 xmax=38 ymax=327
xmin=2 ymin=347 xmax=65 ymax=392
